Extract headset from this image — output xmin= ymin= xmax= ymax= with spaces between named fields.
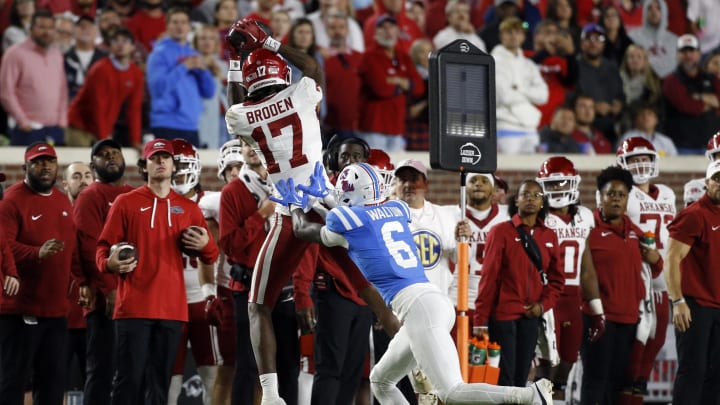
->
xmin=325 ymin=134 xmax=371 ymax=172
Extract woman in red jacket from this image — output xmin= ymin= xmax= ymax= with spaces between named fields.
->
xmin=582 ymin=166 xmax=662 ymax=405
xmin=473 ymin=179 xmax=564 ymax=387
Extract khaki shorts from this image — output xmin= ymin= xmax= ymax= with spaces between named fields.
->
xmin=64 ymin=127 xmax=97 ymax=147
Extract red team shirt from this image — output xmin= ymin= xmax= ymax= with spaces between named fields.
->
xmin=667 ymin=194 xmax=720 ymax=308
xmin=96 ymin=185 xmax=219 ymax=321
xmin=219 ymin=178 xmax=269 ymax=288
xmin=586 ymin=210 xmax=663 ymax=324
xmin=474 ymin=215 xmax=564 ymax=326
xmin=0 ymin=182 xmax=81 ymax=317
xmin=74 ymin=181 xmax=135 ymax=295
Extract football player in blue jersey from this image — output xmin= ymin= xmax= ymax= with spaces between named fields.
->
xmin=271 ymin=162 xmax=555 ymax=405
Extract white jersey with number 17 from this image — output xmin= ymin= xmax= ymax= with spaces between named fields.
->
xmin=225 ymin=76 xmax=323 ymax=185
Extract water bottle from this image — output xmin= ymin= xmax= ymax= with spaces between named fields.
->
xmin=487 ymin=342 xmax=501 ymax=368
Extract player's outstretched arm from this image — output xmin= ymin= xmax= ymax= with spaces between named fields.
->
xmin=277 ymin=44 xmax=323 ymax=86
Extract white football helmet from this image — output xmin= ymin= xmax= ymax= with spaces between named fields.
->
xmin=334 ymin=162 xmax=386 ymax=206
xmin=171 ymin=138 xmax=201 ymax=195
xmin=218 ymin=139 xmax=244 ymax=181
xmin=536 ymin=156 xmax=581 ymax=208
xmin=616 ymin=137 xmax=659 ymax=184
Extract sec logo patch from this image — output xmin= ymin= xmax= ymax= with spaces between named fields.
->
xmin=413 ymin=230 xmax=443 ymax=269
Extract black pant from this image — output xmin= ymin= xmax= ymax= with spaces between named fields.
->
xmin=0 ymin=315 xmax=68 ymax=405
xmin=232 ymin=290 xmax=300 ymax=405
xmin=311 ymin=283 xmax=373 ymax=405
xmin=66 ymin=328 xmax=87 ymax=390
xmin=673 ymin=297 xmax=720 ymax=405
xmin=488 ymin=317 xmax=539 ymax=387
xmin=580 ymin=316 xmax=636 ymax=405
xmin=110 ymin=318 xmax=182 ymax=405
xmin=84 ymin=309 xmax=115 ymax=405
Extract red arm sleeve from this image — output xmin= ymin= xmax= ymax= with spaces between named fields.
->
xmin=473 ymin=226 xmax=504 ymax=326
xmin=662 ymin=75 xmax=707 ymax=115
xmin=95 ymin=202 xmax=126 ymax=274
xmin=1 ymin=240 xmax=18 ymax=278
xmin=74 ymin=191 xmax=118 ymax=293
xmin=195 ymin=211 xmax=220 ymax=265
xmin=540 ymin=231 xmax=564 ymax=312
xmin=0 ymin=200 xmax=41 ymax=266
xmin=218 ymin=182 xmax=267 ymax=264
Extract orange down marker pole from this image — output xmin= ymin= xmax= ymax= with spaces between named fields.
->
xmin=456 ymin=170 xmax=469 ymax=381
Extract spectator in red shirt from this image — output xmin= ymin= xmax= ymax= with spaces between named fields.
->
xmin=662 ymin=34 xmax=720 ymax=154
xmin=572 ymin=93 xmax=613 ymax=153
xmin=582 ymin=166 xmax=662 ymax=405
xmin=473 ymin=179 xmax=564 ymax=388
xmin=244 ymin=0 xmax=277 ymax=27
xmin=664 ymin=160 xmax=720 ymax=404
xmin=67 ymin=27 xmax=145 ymax=149
xmin=531 ymin=20 xmax=578 ymax=129
xmin=323 ymin=12 xmax=364 ymax=140
xmin=357 ymin=15 xmax=425 ymax=152
xmin=362 ymin=0 xmax=425 ymax=55
xmin=215 ymin=0 xmax=238 ymax=60
xmin=124 ymin=0 xmax=165 ymax=52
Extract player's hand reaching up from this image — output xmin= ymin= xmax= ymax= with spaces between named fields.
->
xmin=270 ymin=178 xmax=308 ymax=210
xmin=226 ymin=18 xmax=271 ymax=53
xmin=298 ymin=162 xmax=329 ymax=198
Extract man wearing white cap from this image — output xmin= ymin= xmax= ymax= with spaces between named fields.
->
xmin=664 ymin=159 xmax=720 ymax=404
xmin=393 ymin=159 xmax=457 ymax=294
xmin=661 ymin=33 xmax=720 ymax=154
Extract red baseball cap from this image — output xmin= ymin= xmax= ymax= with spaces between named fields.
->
xmin=142 ymin=139 xmax=174 ymax=159
xmin=24 ymin=142 xmax=57 ymax=161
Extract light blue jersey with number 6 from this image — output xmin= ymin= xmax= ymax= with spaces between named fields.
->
xmin=325 ymin=199 xmax=428 ymax=304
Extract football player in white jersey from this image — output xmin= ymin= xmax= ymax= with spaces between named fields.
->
xmin=168 ymin=139 xmax=222 ymax=405
xmin=535 ymin=156 xmax=604 ymax=401
xmin=616 ymin=137 xmax=676 ymax=404
xmin=273 ymin=162 xmax=555 ymax=405
xmin=453 ymin=173 xmax=509 ymax=326
xmin=223 ymin=18 xmax=335 ymax=404
xmin=393 ymin=159 xmax=457 ymax=294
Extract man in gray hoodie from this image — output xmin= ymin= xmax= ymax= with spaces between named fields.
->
xmin=628 ymin=0 xmax=678 ymax=78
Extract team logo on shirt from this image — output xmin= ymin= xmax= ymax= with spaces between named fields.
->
xmin=170 ymin=206 xmax=185 ymax=214
xmin=546 ymin=217 xmax=557 ymax=227
xmin=412 ymin=230 xmax=442 ymax=269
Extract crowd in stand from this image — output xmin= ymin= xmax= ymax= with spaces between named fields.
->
xmin=0 ymin=0 xmax=718 ymax=153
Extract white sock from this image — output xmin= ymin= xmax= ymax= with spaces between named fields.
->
xmin=198 ymin=366 xmax=218 ymax=405
xmin=167 ymin=375 xmax=183 ymax=405
xmin=259 ymin=373 xmax=280 ymax=399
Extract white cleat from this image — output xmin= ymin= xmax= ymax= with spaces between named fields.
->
xmin=531 ymin=379 xmax=553 ymax=405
